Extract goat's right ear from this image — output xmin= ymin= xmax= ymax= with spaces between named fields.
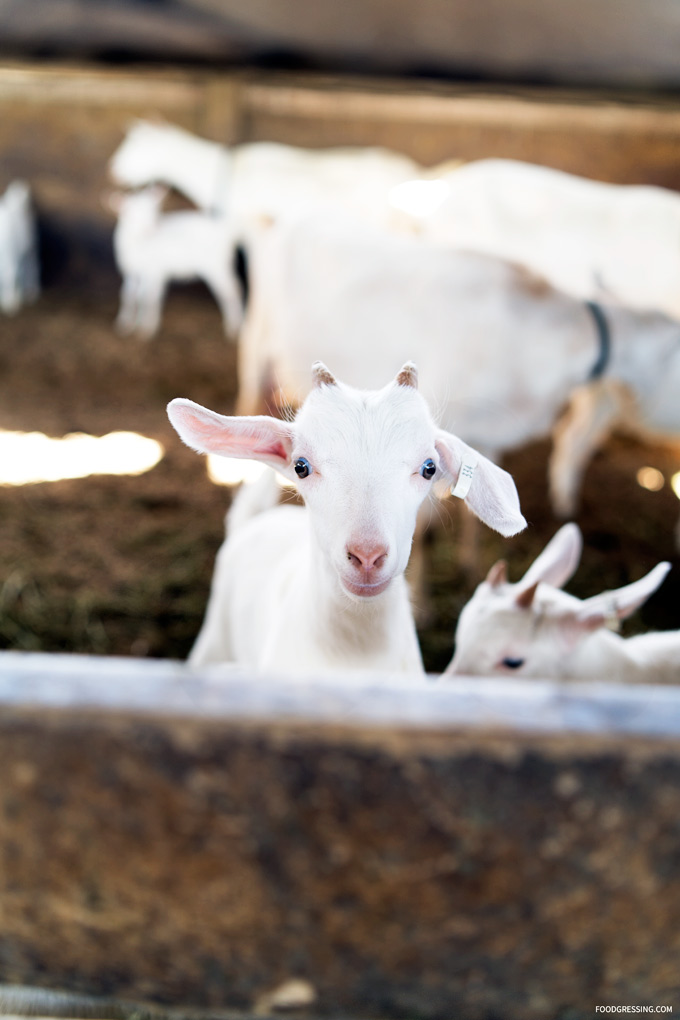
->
xmin=167 ymin=398 xmax=294 ymax=470
xmin=435 ymin=430 xmax=526 ymax=537
xmin=575 ymin=561 xmax=671 ymax=630
xmin=519 ymin=522 xmax=583 ymax=593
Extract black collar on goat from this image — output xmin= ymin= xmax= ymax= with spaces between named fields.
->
xmin=584 ymin=300 xmax=611 ymax=380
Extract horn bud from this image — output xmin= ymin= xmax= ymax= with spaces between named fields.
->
xmin=486 ymin=560 xmax=507 ymax=587
xmin=515 ymin=581 xmax=539 ymax=610
xmin=396 ymin=362 xmax=418 ymax=389
xmin=311 ymin=362 xmax=337 ymax=388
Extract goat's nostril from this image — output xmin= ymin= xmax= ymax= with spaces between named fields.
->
xmin=346 ymin=544 xmax=389 ymax=573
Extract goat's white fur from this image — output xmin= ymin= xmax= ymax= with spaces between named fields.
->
xmin=109 ymin=120 xmax=420 ymax=222
xmin=0 ymin=180 xmax=39 ymax=315
xmin=111 ymin=129 xmax=680 ymax=539
xmin=446 ymin=523 xmax=677 ymax=682
xmin=397 ymin=159 xmax=680 ymax=521
xmin=168 ymin=364 xmax=526 ymax=674
xmin=415 ymin=157 xmax=680 ymax=321
xmin=232 ymin=211 xmax=679 ymax=467
xmin=110 ymin=185 xmax=242 ymax=338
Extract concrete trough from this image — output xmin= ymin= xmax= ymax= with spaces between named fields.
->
xmin=0 ymin=650 xmax=679 ymax=1018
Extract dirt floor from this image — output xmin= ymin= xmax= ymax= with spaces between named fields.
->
xmin=1 ymin=282 xmax=679 ymax=674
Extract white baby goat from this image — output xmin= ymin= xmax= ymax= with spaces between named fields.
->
xmin=446 ymin=523 xmax=677 ymax=682
xmin=168 ymin=362 xmax=527 ymax=675
xmin=0 ymin=180 xmax=39 ymax=314
xmin=111 ymin=185 xmax=242 ymax=339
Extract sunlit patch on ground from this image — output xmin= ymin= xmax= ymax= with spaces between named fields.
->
xmin=0 ymin=430 xmax=164 ymax=485
xmin=207 ymin=455 xmax=292 ymax=489
xmin=207 ymin=456 xmax=269 ymax=487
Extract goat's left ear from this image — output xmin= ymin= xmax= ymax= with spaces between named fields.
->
xmin=435 ymin=430 xmax=526 ymax=537
xmin=520 ymin=522 xmax=582 ymax=591
xmin=167 ymin=398 xmax=294 ymax=471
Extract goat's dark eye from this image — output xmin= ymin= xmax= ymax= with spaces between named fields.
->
xmin=501 ymin=657 xmax=525 ymax=670
xmin=420 ymin=458 xmax=436 ymax=480
xmin=294 ymin=457 xmax=312 ymax=478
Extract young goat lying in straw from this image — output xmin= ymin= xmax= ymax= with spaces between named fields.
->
xmin=168 ymin=362 xmax=526 ymax=675
xmin=446 ymin=523 xmax=677 ymax=682
xmin=111 ymin=185 xmax=242 ymax=339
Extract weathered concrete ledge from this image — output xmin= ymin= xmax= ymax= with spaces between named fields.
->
xmin=2 ymin=649 xmax=680 ymax=737
xmin=0 ymin=650 xmax=679 ymax=1019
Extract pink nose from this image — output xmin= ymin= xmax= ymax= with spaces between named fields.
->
xmin=346 ymin=542 xmax=388 ymax=574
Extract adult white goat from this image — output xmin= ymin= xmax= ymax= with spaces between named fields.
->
xmin=446 ymin=523 xmax=677 ymax=682
xmin=110 ymin=185 xmax=242 ymax=338
xmin=231 ymin=212 xmax=680 ymax=471
xmin=109 ymin=120 xmax=420 ymax=222
xmin=167 ymin=362 xmax=526 ymax=674
xmin=394 ymin=160 xmax=680 ymax=520
xmin=411 ymin=158 xmax=680 ymax=321
xmin=0 ymin=180 xmax=39 ymax=314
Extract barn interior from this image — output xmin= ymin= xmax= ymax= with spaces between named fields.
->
xmin=1 ymin=4 xmax=680 ymax=1018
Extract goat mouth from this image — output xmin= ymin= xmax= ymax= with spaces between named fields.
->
xmin=341 ymin=577 xmax=392 ymax=598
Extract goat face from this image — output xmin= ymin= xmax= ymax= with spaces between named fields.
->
xmin=290 ymin=376 xmax=440 ymax=599
xmin=168 ymin=362 xmax=526 ymax=605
